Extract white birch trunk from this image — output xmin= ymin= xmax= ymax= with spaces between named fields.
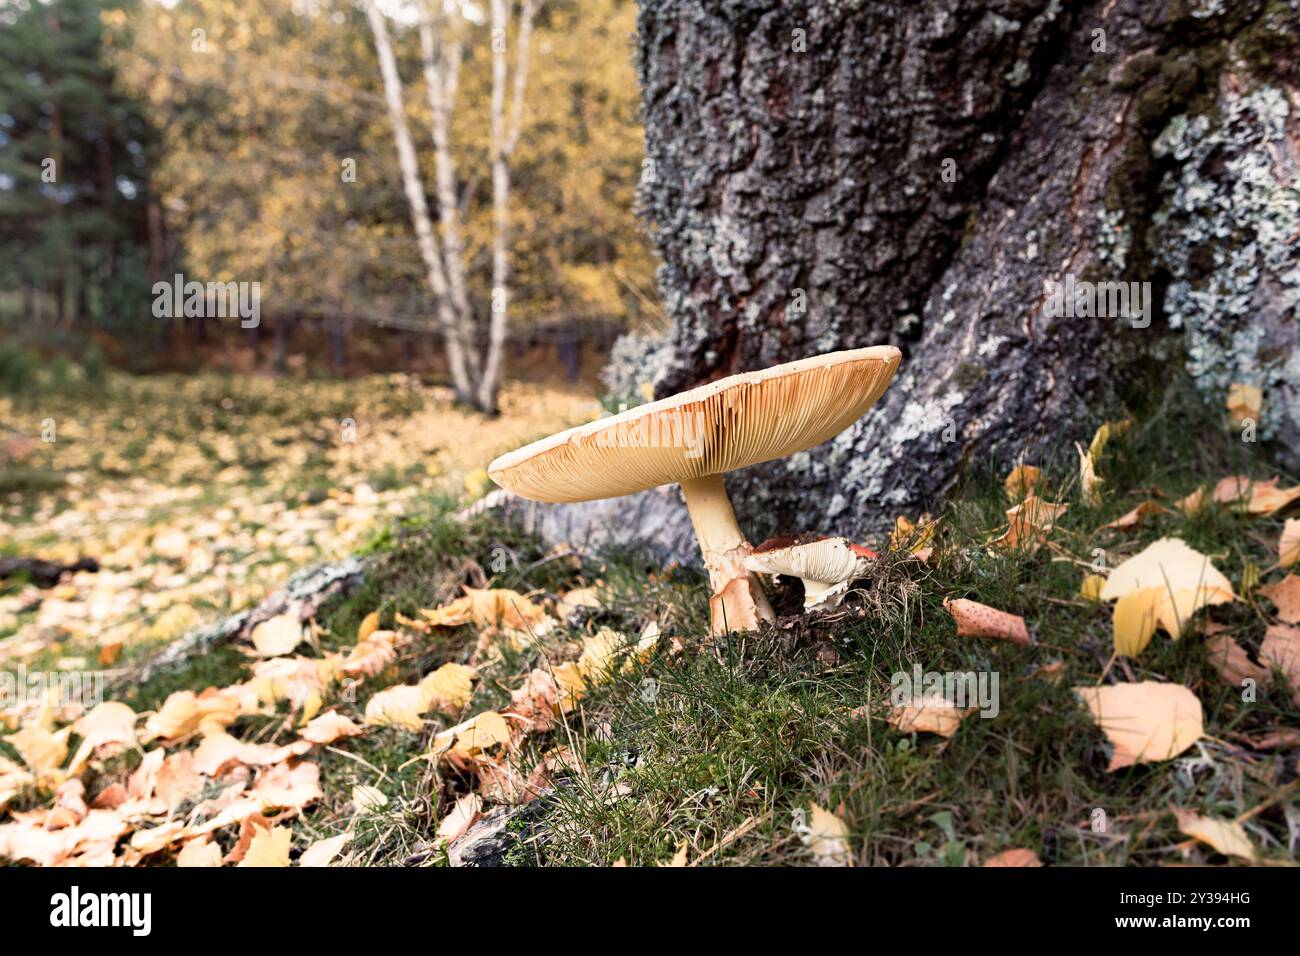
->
xmin=364 ymin=0 xmax=477 ymax=405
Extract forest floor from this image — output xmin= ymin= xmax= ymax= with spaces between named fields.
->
xmin=2 ymin=372 xmax=1298 ymax=867
xmin=0 ymin=369 xmax=598 ymax=674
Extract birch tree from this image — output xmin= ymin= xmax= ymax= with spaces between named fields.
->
xmin=364 ymin=0 xmax=539 ymax=414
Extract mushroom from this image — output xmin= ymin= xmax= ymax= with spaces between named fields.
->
xmin=486 ymin=346 xmax=902 ymax=634
xmin=745 ymin=535 xmax=878 ymax=610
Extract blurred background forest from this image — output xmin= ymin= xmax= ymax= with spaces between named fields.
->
xmin=0 ymin=0 xmax=656 ymax=385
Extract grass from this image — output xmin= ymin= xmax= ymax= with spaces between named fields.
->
xmin=8 ymin=371 xmax=1295 ymax=867
xmin=244 ymin=379 xmax=1295 ymax=867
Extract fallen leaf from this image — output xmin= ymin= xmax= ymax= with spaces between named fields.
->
xmin=1100 ymin=538 xmax=1234 ymax=639
xmin=192 ymin=732 xmax=311 ymax=776
xmin=888 ymin=700 xmax=970 ymax=738
xmin=238 ymin=825 xmax=291 ymax=867
xmin=252 ymin=761 xmax=322 ymax=811
xmin=431 ymin=711 xmax=513 ymax=765
xmin=1113 ymin=588 xmax=1161 ymax=658
xmin=708 ymin=578 xmax=762 ymax=635
xmin=176 ymin=836 xmax=223 ymax=867
xmin=890 ymin=514 xmax=938 ymax=554
xmin=363 ymin=684 xmax=428 ymax=732
xmin=1088 ymin=418 xmax=1133 ymax=462
xmin=660 ymin=841 xmax=689 ymax=867
xmin=421 ymin=587 xmax=551 ymax=634
xmin=352 ymin=784 xmax=388 ymax=813
xmin=1073 ymin=682 xmax=1203 ymax=771
xmin=944 ymin=598 xmax=1030 ymax=645
xmin=992 ymin=495 xmax=1068 ymax=553
xmin=1226 ymin=383 xmax=1263 ymax=426
xmin=1212 ymin=475 xmax=1300 ymax=515
xmin=1260 ymin=622 xmax=1300 ymax=704
xmin=556 ymin=586 xmax=603 ymax=621
xmin=1080 ymin=574 xmax=1107 ymax=601
xmin=419 ymin=662 xmax=477 ymax=713
xmin=357 ymin=610 xmax=381 ymax=643
xmin=144 ymin=687 xmax=246 ymax=742
xmin=67 ymin=702 xmax=137 ymax=775
xmin=5 ymin=724 xmax=69 ymax=782
xmin=300 ymin=832 xmax=351 ymax=867
xmin=1260 ymin=575 xmax=1300 ymax=623
xmin=1077 ymin=442 xmax=1103 ymax=507
xmin=299 ymin=711 xmax=363 ymax=745
xmin=341 ymin=629 xmax=398 ymax=680
xmin=984 ymin=848 xmax=1042 ymax=867
xmin=1173 ymin=809 xmax=1256 ymax=861
xmin=251 ymin=655 xmax=342 ymax=710
xmin=436 ymin=793 xmax=482 ymax=843
xmin=1004 ymin=464 xmax=1043 ymax=501
xmin=250 ymin=614 xmax=304 ymax=658
xmin=1100 ymin=500 xmax=1170 ymax=531
xmin=801 ymin=803 xmax=852 ymax=867
xmin=1280 ymin=519 xmax=1300 ymax=568
xmin=1176 ymin=487 xmax=1206 ymax=515
xmin=1204 ymin=633 xmax=1273 ymax=689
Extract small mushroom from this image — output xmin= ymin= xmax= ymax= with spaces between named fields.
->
xmin=745 ymin=535 xmax=878 ymax=610
xmin=487 ymin=346 xmax=902 ymax=634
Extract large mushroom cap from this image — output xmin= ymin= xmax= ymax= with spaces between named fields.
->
xmin=488 ymin=346 xmax=901 ymax=503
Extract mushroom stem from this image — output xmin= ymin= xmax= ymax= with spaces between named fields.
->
xmin=679 ymin=474 xmax=775 ymax=632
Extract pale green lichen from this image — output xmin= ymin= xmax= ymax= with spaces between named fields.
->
xmin=1151 ymin=83 xmax=1300 ymax=443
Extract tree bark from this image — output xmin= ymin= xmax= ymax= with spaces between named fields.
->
xmin=634 ymin=0 xmax=1300 ymax=540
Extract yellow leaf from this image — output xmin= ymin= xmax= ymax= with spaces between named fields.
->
xmin=1088 ymin=417 xmax=1133 ymax=462
xmin=802 ymin=803 xmax=852 ymax=867
xmin=660 ymin=841 xmax=689 ymax=867
xmin=357 ymin=610 xmax=381 ymax=643
xmin=299 ymin=711 xmax=363 ymax=745
xmin=1099 ymin=500 xmax=1169 ymax=531
xmin=992 ymin=496 xmax=1068 ymax=553
xmin=352 ymin=785 xmax=388 ymax=812
xmin=237 ymin=825 xmax=291 ymax=867
xmin=1076 ymin=442 xmax=1102 ymax=507
xmin=418 ymin=662 xmax=477 ymax=713
xmin=1113 ymin=588 xmax=1161 ymax=657
xmin=176 ymin=837 xmax=223 ymax=868
xmin=1099 ymin=538 xmax=1234 ymax=638
xmin=364 ymin=684 xmax=430 ymax=732
xmin=431 ymin=710 xmax=512 ymax=761
xmin=888 ymin=700 xmax=969 ymax=737
xmin=1073 ymin=682 xmax=1203 ymax=771
xmin=1280 ymin=518 xmax=1300 ymax=568
xmin=1225 ymin=383 xmax=1262 ymax=426
xmin=1173 ymin=809 xmax=1256 ymax=861
xmin=250 ymin=614 xmax=303 ymax=658
xmin=1004 ymin=464 xmax=1043 ymax=502
xmin=300 ymin=832 xmax=351 ymax=867
xmin=6 ymin=724 xmax=70 ymax=781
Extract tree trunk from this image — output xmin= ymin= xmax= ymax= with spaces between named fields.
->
xmin=634 ymin=0 xmax=1300 ymax=540
xmin=365 ymin=0 xmax=478 ymax=406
